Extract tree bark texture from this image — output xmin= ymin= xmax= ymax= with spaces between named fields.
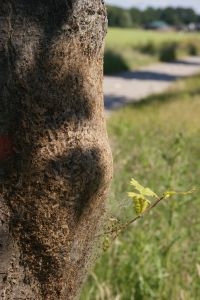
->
xmin=0 ymin=1 xmax=112 ymax=299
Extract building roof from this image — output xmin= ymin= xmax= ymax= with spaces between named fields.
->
xmin=146 ymin=20 xmax=170 ymax=29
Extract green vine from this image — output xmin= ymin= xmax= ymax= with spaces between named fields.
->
xmin=102 ymin=178 xmax=196 ymax=251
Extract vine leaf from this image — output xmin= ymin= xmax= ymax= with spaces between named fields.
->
xmin=130 ymin=178 xmax=159 ymax=198
xmin=102 ymin=237 xmax=111 ymax=252
xmin=134 ymin=197 xmax=151 ymax=215
xmin=128 ymin=178 xmax=158 ymax=215
xmin=100 ymin=179 xmax=197 ymax=252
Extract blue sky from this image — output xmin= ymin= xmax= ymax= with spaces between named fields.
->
xmin=106 ymin=0 xmax=200 ymax=13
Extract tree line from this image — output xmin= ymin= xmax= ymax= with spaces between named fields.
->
xmin=107 ymin=5 xmax=200 ymax=28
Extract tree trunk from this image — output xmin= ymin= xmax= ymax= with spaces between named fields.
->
xmin=0 ymin=1 xmax=112 ymax=299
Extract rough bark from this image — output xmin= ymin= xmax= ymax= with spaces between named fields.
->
xmin=0 ymin=1 xmax=112 ymax=299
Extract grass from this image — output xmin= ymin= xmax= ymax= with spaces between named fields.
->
xmin=104 ymin=28 xmax=200 ymax=74
xmin=81 ymin=74 xmax=200 ymax=299
xmin=106 ymin=28 xmax=200 ymax=48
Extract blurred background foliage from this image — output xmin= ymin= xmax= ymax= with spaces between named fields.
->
xmin=104 ymin=5 xmax=200 ymax=74
xmin=106 ymin=5 xmax=200 ymax=28
xmin=81 ymin=3 xmax=200 ymax=299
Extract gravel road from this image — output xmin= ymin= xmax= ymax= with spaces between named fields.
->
xmin=104 ymin=56 xmax=200 ymax=111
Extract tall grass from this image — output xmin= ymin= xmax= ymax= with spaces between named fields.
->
xmin=81 ymin=75 xmax=200 ymax=299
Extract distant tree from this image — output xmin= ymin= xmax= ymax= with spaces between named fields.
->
xmin=106 ymin=5 xmax=200 ymax=28
xmin=107 ymin=5 xmax=133 ymax=27
xmin=129 ymin=8 xmax=142 ymax=27
xmin=142 ymin=7 xmax=161 ymax=24
xmin=107 ymin=5 xmax=121 ymax=27
xmin=161 ymin=7 xmax=182 ymax=25
xmin=177 ymin=7 xmax=197 ymax=24
xmin=119 ymin=10 xmax=133 ymax=28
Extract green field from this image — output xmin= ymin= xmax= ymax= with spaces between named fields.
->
xmin=81 ymin=74 xmax=200 ymax=299
xmin=106 ymin=28 xmax=200 ymax=48
xmin=104 ymin=28 xmax=200 ymax=74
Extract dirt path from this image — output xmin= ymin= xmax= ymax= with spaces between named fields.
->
xmin=104 ymin=56 xmax=200 ymax=111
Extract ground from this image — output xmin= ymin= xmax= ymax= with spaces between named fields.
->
xmin=104 ymin=56 xmax=200 ymax=110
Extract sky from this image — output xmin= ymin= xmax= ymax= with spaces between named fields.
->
xmin=106 ymin=0 xmax=200 ymax=13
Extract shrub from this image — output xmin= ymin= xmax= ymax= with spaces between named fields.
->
xmin=159 ymin=42 xmax=177 ymax=62
xmin=138 ymin=41 xmax=157 ymax=55
xmin=188 ymin=43 xmax=198 ymax=56
xmin=104 ymin=50 xmax=129 ymax=74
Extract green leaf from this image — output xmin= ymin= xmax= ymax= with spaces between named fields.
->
xmin=128 ymin=192 xmax=142 ymax=199
xmin=130 ymin=178 xmax=158 ymax=198
xmin=134 ymin=197 xmax=151 ymax=215
xmin=102 ymin=237 xmax=111 ymax=252
xmin=128 ymin=191 xmax=151 ymax=215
